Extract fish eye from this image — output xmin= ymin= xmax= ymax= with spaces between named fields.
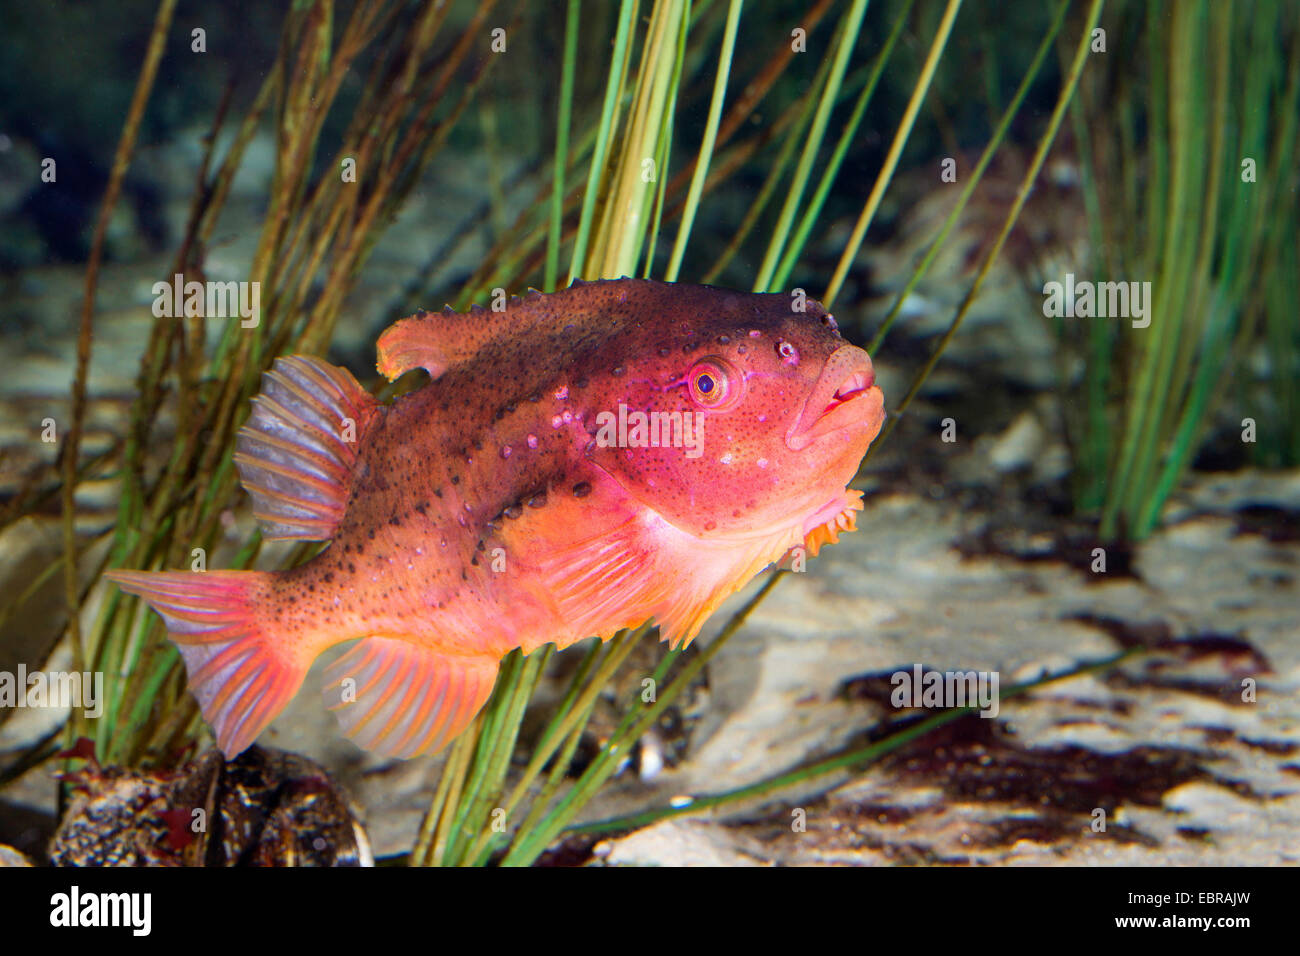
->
xmin=687 ymin=357 xmax=741 ymax=410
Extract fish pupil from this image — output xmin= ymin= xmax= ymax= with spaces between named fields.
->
xmin=698 ymin=374 xmax=714 ymax=393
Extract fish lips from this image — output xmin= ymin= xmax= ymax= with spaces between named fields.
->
xmin=786 ymin=345 xmax=886 ymax=452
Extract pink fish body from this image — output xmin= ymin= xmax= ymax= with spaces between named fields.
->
xmin=108 ymin=279 xmax=885 ymax=759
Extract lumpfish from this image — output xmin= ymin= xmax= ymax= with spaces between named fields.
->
xmin=107 ymin=279 xmax=886 ymax=759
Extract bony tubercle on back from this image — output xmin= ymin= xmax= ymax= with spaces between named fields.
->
xmin=105 ymin=278 xmax=886 ymax=760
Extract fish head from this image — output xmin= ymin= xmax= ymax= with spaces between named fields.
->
xmin=582 ymin=284 xmax=885 ymax=542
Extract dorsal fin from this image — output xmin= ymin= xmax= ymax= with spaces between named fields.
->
xmin=377 ymin=280 xmax=647 ymax=382
xmin=233 ymin=355 xmax=382 ymax=540
xmin=377 ymin=302 xmax=512 ymax=381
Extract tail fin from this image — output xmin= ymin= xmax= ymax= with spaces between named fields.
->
xmin=105 ymin=569 xmax=308 ymax=758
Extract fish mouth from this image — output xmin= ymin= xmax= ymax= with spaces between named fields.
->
xmin=786 ymin=345 xmax=885 ymax=452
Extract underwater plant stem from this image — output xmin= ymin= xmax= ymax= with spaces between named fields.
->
xmin=451 ymin=647 xmax=554 ymax=863
xmin=822 ymin=0 xmax=963 ymax=309
xmin=664 ymin=0 xmax=743 ymax=281
xmin=473 ymin=690 xmax=599 ymax=866
xmin=1134 ymin=3 xmax=1230 ymax=537
xmin=545 ymin=0 xmax=581 ymax=291
xmin=772 ymin=0 xmax=914 ymax=293
xmin=753 ymin=0 xmax=870 ymax=293
xmin=593 ymin=0 xmax=689 ymax=279
xmin=63 ymin=0 xmax=178 ymax=750
xmin=461 ymin=629 xmax=646 ymax=863
xmin=438 ymin=651 xmax=525 ymax=861
xmin=871 ymin=0 xmax=1105 ymax=452
xmin=500 ymin=572 xmax=785 ymax=867
xmin=640 ymin=4 xmax=689 ymax=278
xmin=1112 ymin=1 xmax=1203 ymax=535
xmin=701 ymin=53 xmax=835 ymax=284
xmin=421 ymin=723 xmax=479 ymax=866
xmin=569 ymin=647 xmax=1146 ymax=838
xmin=568 ymin=0 xmax=638 ymax=281
xmin=866 ymin=0 xmax=1068 ymax=356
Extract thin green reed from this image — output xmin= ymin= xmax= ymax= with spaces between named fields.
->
xmin=1074 ymin=0 xmax=1298 ymax=540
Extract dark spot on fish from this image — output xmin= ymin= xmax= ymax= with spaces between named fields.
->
xmin=736 ymin=344 xmax=747 ymax=355
xmin=416 ymin=308 xmax=429 ymax=318
xmin=528 ymin=492 xmax=548 ymax=508
xmin=504 ymin=503 xmax=523 ymax=519
xmin=612 ymin=366 xmax=625 ymax=376
xmin=433 ymin=488 xmax=444 ymax=498
xmin=573 ymin=481 xmax=592 ymax=498
xmin=462 ymin=569 xmax=468 ymax=580
xmin=451 ymin=475 xmax=460 ymax=485
xmin=705 ymin=521 xmax=717 ymax=531
xmin=389 ymin=514 xmax=402 ymax=527
xmin=717 ymin=335 xmax=730 ymax=345
xmin=476 ymin=539 xmax=486 ymax=552
xmin=575 ymin=377 xmax=589 ymax=389
xmin=528 ymin=393 xmax=541 ymax=403
xmin=367 ymin=529 xmax=376 ymax=539
xmin=414 ymin=501 xmax=429 ymax=514
xmin=347 ymin=563 xmax=356 ymax=574
xmin=323 ymin=572 xmax=334 ymax=583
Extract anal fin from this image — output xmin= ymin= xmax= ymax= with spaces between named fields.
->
xmin=234 ymin=355 xmax=382 ymax=540
xmin=322 ymin=638 xmax=500 ymax=759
